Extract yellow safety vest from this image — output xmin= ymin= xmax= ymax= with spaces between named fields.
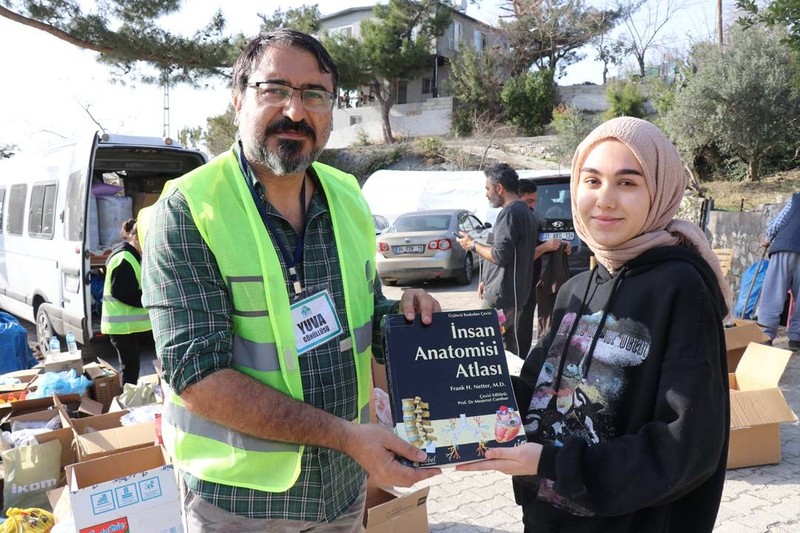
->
xmin=100 ymin=250 xmax=152 ymax=334
xmin=161 ymin=148 xmax=376 ymax=492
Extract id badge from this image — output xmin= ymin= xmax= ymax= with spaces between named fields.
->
xmin=291 ymin=288 xmax=343 ymax=355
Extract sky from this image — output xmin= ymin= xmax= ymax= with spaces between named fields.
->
xmin=0 ymin=0 xmax=721 ymax=153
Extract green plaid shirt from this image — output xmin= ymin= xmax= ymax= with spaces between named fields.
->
xmin=142 ymin=149 xmax=397 ymax=522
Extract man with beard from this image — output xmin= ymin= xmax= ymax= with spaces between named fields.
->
xmin=141 ymin=30 xmax=441 ymax=532
xmin=456 ymin=163 xmax=537 ymax=356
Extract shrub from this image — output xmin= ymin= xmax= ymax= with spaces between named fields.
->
xmin=551 ymin=105 xmax=596 ymax=164
xmin=501 ymin=70 xmax=557 ymax=136
xmin=603 ymin=81 xmax=648 ymax=120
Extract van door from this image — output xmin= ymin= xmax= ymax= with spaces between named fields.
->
xmin=61 ymin=133 xmax=99 ymax=344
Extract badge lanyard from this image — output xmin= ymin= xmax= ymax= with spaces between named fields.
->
xmin=239 ymin=148 xmax=307 ymax=295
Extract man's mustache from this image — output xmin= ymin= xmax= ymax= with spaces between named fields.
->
xmin=265 ymin=119 xmax=316 ymax=143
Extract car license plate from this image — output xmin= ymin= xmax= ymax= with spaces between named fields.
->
xmin=394 ymin=245 xmax=424 ymax=254
xmin=540 ymin=231 xmax=575 ymax=241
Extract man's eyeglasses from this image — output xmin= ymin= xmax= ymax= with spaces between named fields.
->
xmin=246 ymin=81 xmax=335 ymax=111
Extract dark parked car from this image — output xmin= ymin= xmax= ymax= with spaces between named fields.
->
xmin=376 ymin=209 xmax=491 ymax=285
xmin=373 ymin=214 xmax=390 ymax=235
xmin=518 ymin=172 xmax=591 ymax=277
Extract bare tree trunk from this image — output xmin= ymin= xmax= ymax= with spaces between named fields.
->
xmin=637 ymin=54 xmax=646 ymax=78
xmin=748 ymin=157 xmax=760 ymax=182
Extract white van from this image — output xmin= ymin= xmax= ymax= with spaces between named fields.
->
xmin=0 ymin=132 xmax=206 ymax=353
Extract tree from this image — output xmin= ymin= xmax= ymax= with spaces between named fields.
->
xmin=498 ymin=0 xmax=622 ymax=77
xmin=449 ymin=46 xmax=506 ymax=136
xmin=737 ymin=0 xmax=800 ymax=52
xmin=259 ymin=5 xmax=322 ymax=34
xmin=501 ymin=70 xmax=557 ymax=135
xmin=0 ymin=0 xmax=243 ymax=85
xmin=592 ymin=33 xmax=627 ymax=84
xmin=178 ymin=104 xmax=237 ymax=157
xmin=663 ymin=24 xmax=800 ymax=181
xmin=617 ymin=0 xmax=687 ymax=78
xmin=323 ymin=0 xmax=451 ymax=144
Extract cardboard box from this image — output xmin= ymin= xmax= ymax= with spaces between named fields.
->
xmin=0 ymin=393 xmax=82 ymax=421
xmin=131 ymin=191 xmax=162 ymax=216
xmin=0 ymin=368 xmax=41 ymax=394
xmin=727 ymin=342 xmax=798 ymax=469
xmin=4 ymin=409 xmax=76 ymax=471
xmin=84 ymin=358 xmax=122 ymax=411
xmin=53 ymin=445 xmax=182 ymax=532
xmin=44 ymin=350 xmax=84 ymax=374
xmin=55 ymin=398 xmax=156 ymax=462
xmin=363 ymin=482 xmax=429 ymax=533
xmin=723 ymin=319 xmax=769 ymax=371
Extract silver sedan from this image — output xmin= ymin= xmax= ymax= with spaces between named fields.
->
xmin=376 ymin=209 xmax=491 ymax=286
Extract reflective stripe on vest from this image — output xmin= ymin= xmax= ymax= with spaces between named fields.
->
xmin=160 ymin=148 xmax=376 ymax=493
xmin=100 ymin=250 xmax=152 ymax=335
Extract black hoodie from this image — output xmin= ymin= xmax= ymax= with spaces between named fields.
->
xmin=513 ymin=245 xmax=729 ymax=533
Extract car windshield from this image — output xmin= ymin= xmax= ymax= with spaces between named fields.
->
xmin=393 ymin=214 xmax=452 ymax=232
xmin=537 ymin=182 xmax=573 ymax=220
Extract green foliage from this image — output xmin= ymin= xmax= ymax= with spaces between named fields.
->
xmin=550 ymin=105 xmax=595 ymax=164
xmin=500 ymin=70 xmax=557 ymax=136
xmin=258 ymin=5 xmax=321 ymax=33
xmin=177 ymin=104 xmax=236 ymax=157
xmin=448 ymin=46 xmax=505 ymax=136
xmin=354 ymin=129 xmax=373 ymax=147
xmin=663 ymin=24 xmax=800 ymax=182
xmin=737 ymin=0 xmax=800 ymax=53
xmin=603 ymin=80 xmax=648 ymax=120
xmin=417 ymin=137 xmax=444 ymax=162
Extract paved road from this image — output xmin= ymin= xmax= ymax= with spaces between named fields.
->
xmin=383 ymin=278 xmax=800 ymax=533
xmin=21 ymin=276 xmax=798 ymax=532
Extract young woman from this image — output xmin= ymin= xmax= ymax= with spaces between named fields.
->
xmin=101 ymin=218 xmax=152 ymax=384
xmin=458 ymin=117 xmax=731 ymax=532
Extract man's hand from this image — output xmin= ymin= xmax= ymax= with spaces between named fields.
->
xmin=455 ymin=232 xmax=475 ymax=252
xmin=455 ymin=442 xmax=543 ymax=476
xmin=399 ymin=288 xmax=441 ymax=325
xmin=346 ymin=424 xmax=442 ymax=487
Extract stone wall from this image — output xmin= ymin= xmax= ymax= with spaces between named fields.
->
xmin=707 ymin=201 xmax=788 ymax=299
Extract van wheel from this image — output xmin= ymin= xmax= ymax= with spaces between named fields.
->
xmin=36 ymin=306 xmax=55 ymax=350
xmin=456 ymin=253 xmax=474 ymax=285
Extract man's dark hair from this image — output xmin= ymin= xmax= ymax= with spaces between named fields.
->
xmin=485 ymin=163 xmax=519 ymax=194
xmin=518 ymin=179 xmax=538 ymax=195
xmin=232 ymin=29 xmax=339 ymax=98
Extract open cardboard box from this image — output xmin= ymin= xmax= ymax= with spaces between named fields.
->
xmin=43 ymin=349 xmax=84 ymax=374
xmin=363 ymin=479 xmax=429 ymax=533
xmin=49 ymin=445 xmax=182 ymax=532
xmin=3 ymin=408 xmax=76 ymax=471
xmin=54 ymin=396 xmax=156 ymax=462
xmin=0 ymin=368 xmax=41 ymax=394
xmin=728 ymin=342 xmax=798 ymax=469
xmin=83 ymin=357 xmax=122 ymax=411
xmin=723 ymin=319 xmax=769 ymax=371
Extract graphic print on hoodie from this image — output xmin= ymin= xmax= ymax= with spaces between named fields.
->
xmin=524 ymin=309 xmax=652 ymax=514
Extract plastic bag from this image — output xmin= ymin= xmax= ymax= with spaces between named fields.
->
xmin=117 ymin=381 xmax=158 ymax=408
xmin=0 ymin=312 xmax=37 ymax=374
xmin=0 ymin=508 xmax=55 ymax=533
xmin=1 ymin=440 xmax=61 ymax=513
xmin=25 ymin=370 xmax=92 ymax=399
xmin=120 ymin=404 xmax=162 ymax=426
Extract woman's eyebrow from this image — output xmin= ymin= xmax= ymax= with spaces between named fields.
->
xmin=580 ymin=166 xmax=644 ymax=176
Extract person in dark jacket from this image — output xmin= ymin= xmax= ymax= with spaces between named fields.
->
xmin=101 ymin=218 xmax=152 ymax=384
xmin=458 ymin=117 xmax=731 ymax=533
xmin=756 ymin=192 xmax=800 ymax=350
xmin=456 ymin=163 xmax=537 ymax=356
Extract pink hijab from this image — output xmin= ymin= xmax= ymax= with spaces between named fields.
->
xmin=570 ymin=117 xmax=732 ymax=311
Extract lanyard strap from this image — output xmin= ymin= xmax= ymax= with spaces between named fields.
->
xmin=239 ymin=148 xmax=307 ymax=294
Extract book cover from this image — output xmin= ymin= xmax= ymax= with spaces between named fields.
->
xmin=382 ymin=308 xmax=526 ymax=468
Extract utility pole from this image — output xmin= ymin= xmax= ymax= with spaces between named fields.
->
xmin=163 ymin=83 xmax=171 ymax=139
xmin=717 ymin=0 xmax=723 ymax=47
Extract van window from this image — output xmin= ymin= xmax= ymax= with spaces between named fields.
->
xmin=65 ymin=169 xmax=88 ymax=241
xmin=28 ymin=183 xmax=57 ymax=239
xmin=7 ymin=184 xmax=27 ymax=236
xmin=0 ymin=188 xmax=5 ymax=234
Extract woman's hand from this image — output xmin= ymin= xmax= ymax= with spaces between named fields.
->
xmin=455 ymin=442 xmax=543 ymax=476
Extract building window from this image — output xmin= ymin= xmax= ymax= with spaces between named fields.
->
xmin=350 ymin=115 xmax=363 ymax=126
xmin=449 ymin=21 xmax=462 ymax=50
xmin=331 ymin=26 xmax=353 ymax=38
xmin=474 ymin=31 xmax=487 ymax=54
xmin=7 ymin=184 xmax=27 ymax=236
xmin=422 ymin=78 xmax=432 ymax=94
xmin=28 ymin=183 xmax=57 ymax=239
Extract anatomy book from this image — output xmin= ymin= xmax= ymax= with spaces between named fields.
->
xmin=382 ymin=309 xmax=526 ymax=468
